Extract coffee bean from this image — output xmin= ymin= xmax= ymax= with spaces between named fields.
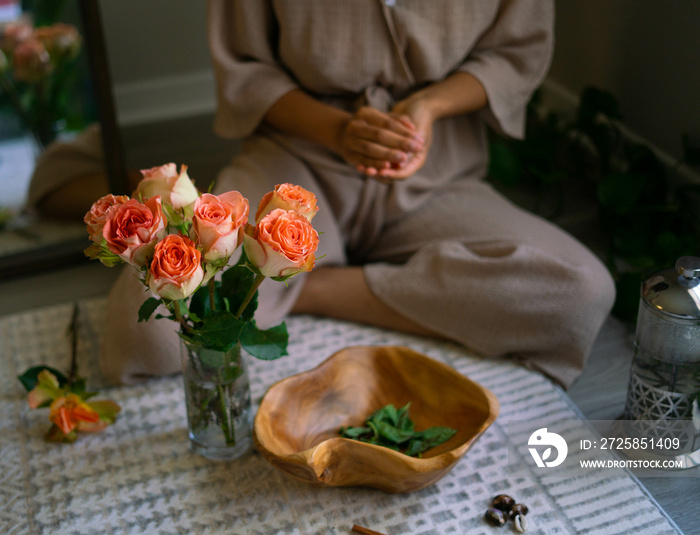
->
xmin=510 ymin=503 xmax=529 ymax=518
xmin=484 ymin=507 xmax=507 ymax=527
xmin=491 ymin=494 xmax=515 ymax=511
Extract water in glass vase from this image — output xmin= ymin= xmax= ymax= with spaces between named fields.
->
xmin=181 ymin=341 xmax=253 ymax=461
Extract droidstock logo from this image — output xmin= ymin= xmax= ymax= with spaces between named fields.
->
xmin=528 ymin=427 xmax=568 ymax=468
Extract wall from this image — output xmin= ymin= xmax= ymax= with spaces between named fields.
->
xmin=548 ymin=0 xmax=700 ymax=161
xmin=100 ymin=0 xmax=214 ymax=126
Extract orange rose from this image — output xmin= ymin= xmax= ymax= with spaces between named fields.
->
xmin=102 ymin=196 xmax=167 ymax=267
xmin=255 ymin=183 xmax=319 ymax=223
xmin=136 ymin=163 xmax=198 ymax=209
xmin=33 ymin=23 xmax=81 ymax=61
xmin=148 ymin=234 xmax=204 ymax=300
xmin=0 ymin=18 xmax=32 ymax=55
xmin=84 ymin=194 xmax=129 ymax=243
xmin=191 ymin=191 xmax=249 ymax=262
xmin=12 ymin=38 xmax=51 ymax=82
xmin=243 ymin=209 xmax=319 ymax=280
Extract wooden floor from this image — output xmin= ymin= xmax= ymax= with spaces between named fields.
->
xmin=1 ymin=114 xmax=695 ymax=534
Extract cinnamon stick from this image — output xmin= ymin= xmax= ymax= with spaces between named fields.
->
xmin=351 ymin=525 xmax=387 ymax=535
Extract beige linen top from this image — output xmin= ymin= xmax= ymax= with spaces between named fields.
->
xmin=209 ymin=0 xmax=553 ymax=140
xmin=208 ymin=0 xmax=554 ymax=247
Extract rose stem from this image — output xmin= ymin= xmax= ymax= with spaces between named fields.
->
xmin=217 ymin=341 xmax=236 ymax=445
xmin=351 ymin=526 xmax=387 ymax=535
xmin=0 ymin=73 xmax=44 ymax=149
xmin=234 ymin=274 xmax=265 ymax=318
xmin=67 ymin=303 xmax=79 ymax=387
xmin=208 ymin=278 xmax=216 ymax=313
xmin=217 ymin=378 xmax=236 ymax=445
xmin=172 ymin=301 xmax=192 ymax=334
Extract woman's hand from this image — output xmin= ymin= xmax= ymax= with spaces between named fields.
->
xmin=264 ymin=73 xmax=486 ymax=182
xmin=378 ymin=97 xmax=435 ymax=180
xmin=338 ymin=106 xmax=424 ymax=177
xmin=356 ymin=72 xmax=489 ymax=182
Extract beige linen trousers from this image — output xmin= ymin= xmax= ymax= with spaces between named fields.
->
xmin=101 ymin=0 xmax=615 ymax=388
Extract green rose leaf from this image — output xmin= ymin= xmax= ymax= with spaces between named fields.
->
xmin=191 ymin=312 xmax=245 ymax=352
xmin=189 ymin=282 xmax=226 ymax=320
xmin=221 ymin=363 xmax=245 ymax=383
xmin=240 ymin=321 xmax=288 ymax=360
xmin=138 ymin=297 xmax=161 ymax=323
xmin=221 ymin=263 xmax=258 ymax=322
xmin=17 ymin=365 xmax=69 ymax=392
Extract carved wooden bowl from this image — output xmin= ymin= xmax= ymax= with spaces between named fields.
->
xmin=253 ymin=345 xmax=499 ymax=493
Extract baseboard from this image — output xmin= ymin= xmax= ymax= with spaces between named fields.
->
xmin=114 ymin=70 xmax=217 ymax=127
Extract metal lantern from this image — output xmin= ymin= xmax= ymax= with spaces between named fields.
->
xmin=622 ymin=256 xmax=700 ymax=466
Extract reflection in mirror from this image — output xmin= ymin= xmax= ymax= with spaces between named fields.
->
xmin=0 ymin=0 xmax=125 ymax=277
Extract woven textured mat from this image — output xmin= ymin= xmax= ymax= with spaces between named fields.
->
xmin=0 ymin=299 xmax=681 ymax=535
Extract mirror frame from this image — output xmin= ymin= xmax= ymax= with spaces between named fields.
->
xmin=0 ymin=0 xmax=127 ymax=278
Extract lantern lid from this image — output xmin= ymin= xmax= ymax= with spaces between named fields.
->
xmin=641 ymin=256 xmax=700 ymax=320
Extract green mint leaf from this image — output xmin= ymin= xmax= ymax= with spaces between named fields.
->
xmin=339 ymin=402 xmax=456 ymax=457
xmin=396 ymin=402 xmax=413 ymax=432
xmin=240 ymin=321 xmax=288 ymax=360
xmin=404 ymin=438 xmax=425 ymax=457
xmin=383 ymin=404 xmax=399 ymax=426
xmin=409 ymin=427 xmax=458 ymax=456
xmin=138 ymin=297 xmax=161 ymax=323
xmin=374 ymin=420 xmax=414 ymax=444
xmin=339 ymin=426 xmax=372 ymax=439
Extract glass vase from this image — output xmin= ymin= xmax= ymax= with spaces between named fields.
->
xmin=181 ymin=340 xmax=253 ymax=461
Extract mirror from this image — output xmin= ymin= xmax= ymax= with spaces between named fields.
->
xmin=0 ymin=0 xmax=126 ymax=277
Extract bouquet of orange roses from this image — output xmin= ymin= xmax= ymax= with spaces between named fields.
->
xmin=83 ymin=163 xmax=319 ymax=458
xmin=84 ymin=163 xmax=319 ymax=358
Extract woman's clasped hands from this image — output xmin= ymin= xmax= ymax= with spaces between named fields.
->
xmin=339 ymin=100 xmax=433 ymax=181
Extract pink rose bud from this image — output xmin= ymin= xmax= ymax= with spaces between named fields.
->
xmin=84 ymin=194 xmax=130 ymax=243
xmin=0 ymin=18 xmax=32 ymax=54
xmin=244 ymin=209 xmax=319 ymax=280
xmin=191 ymin=191 xmax=249 ymax=262
xmin=148 ymin=234 xmax=204 ymax=301
xmin=12 ymin=38 xmax=51 ymax=82
xmin=136 ymin=163 xmax=199 ymax=209
xmin=255 ymin=183 xmax=319 ymax=223
xmin=33 ymin=23 xmax=81 ymax=61
xmin=102 ymin=196 xmax=168 ymax=267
